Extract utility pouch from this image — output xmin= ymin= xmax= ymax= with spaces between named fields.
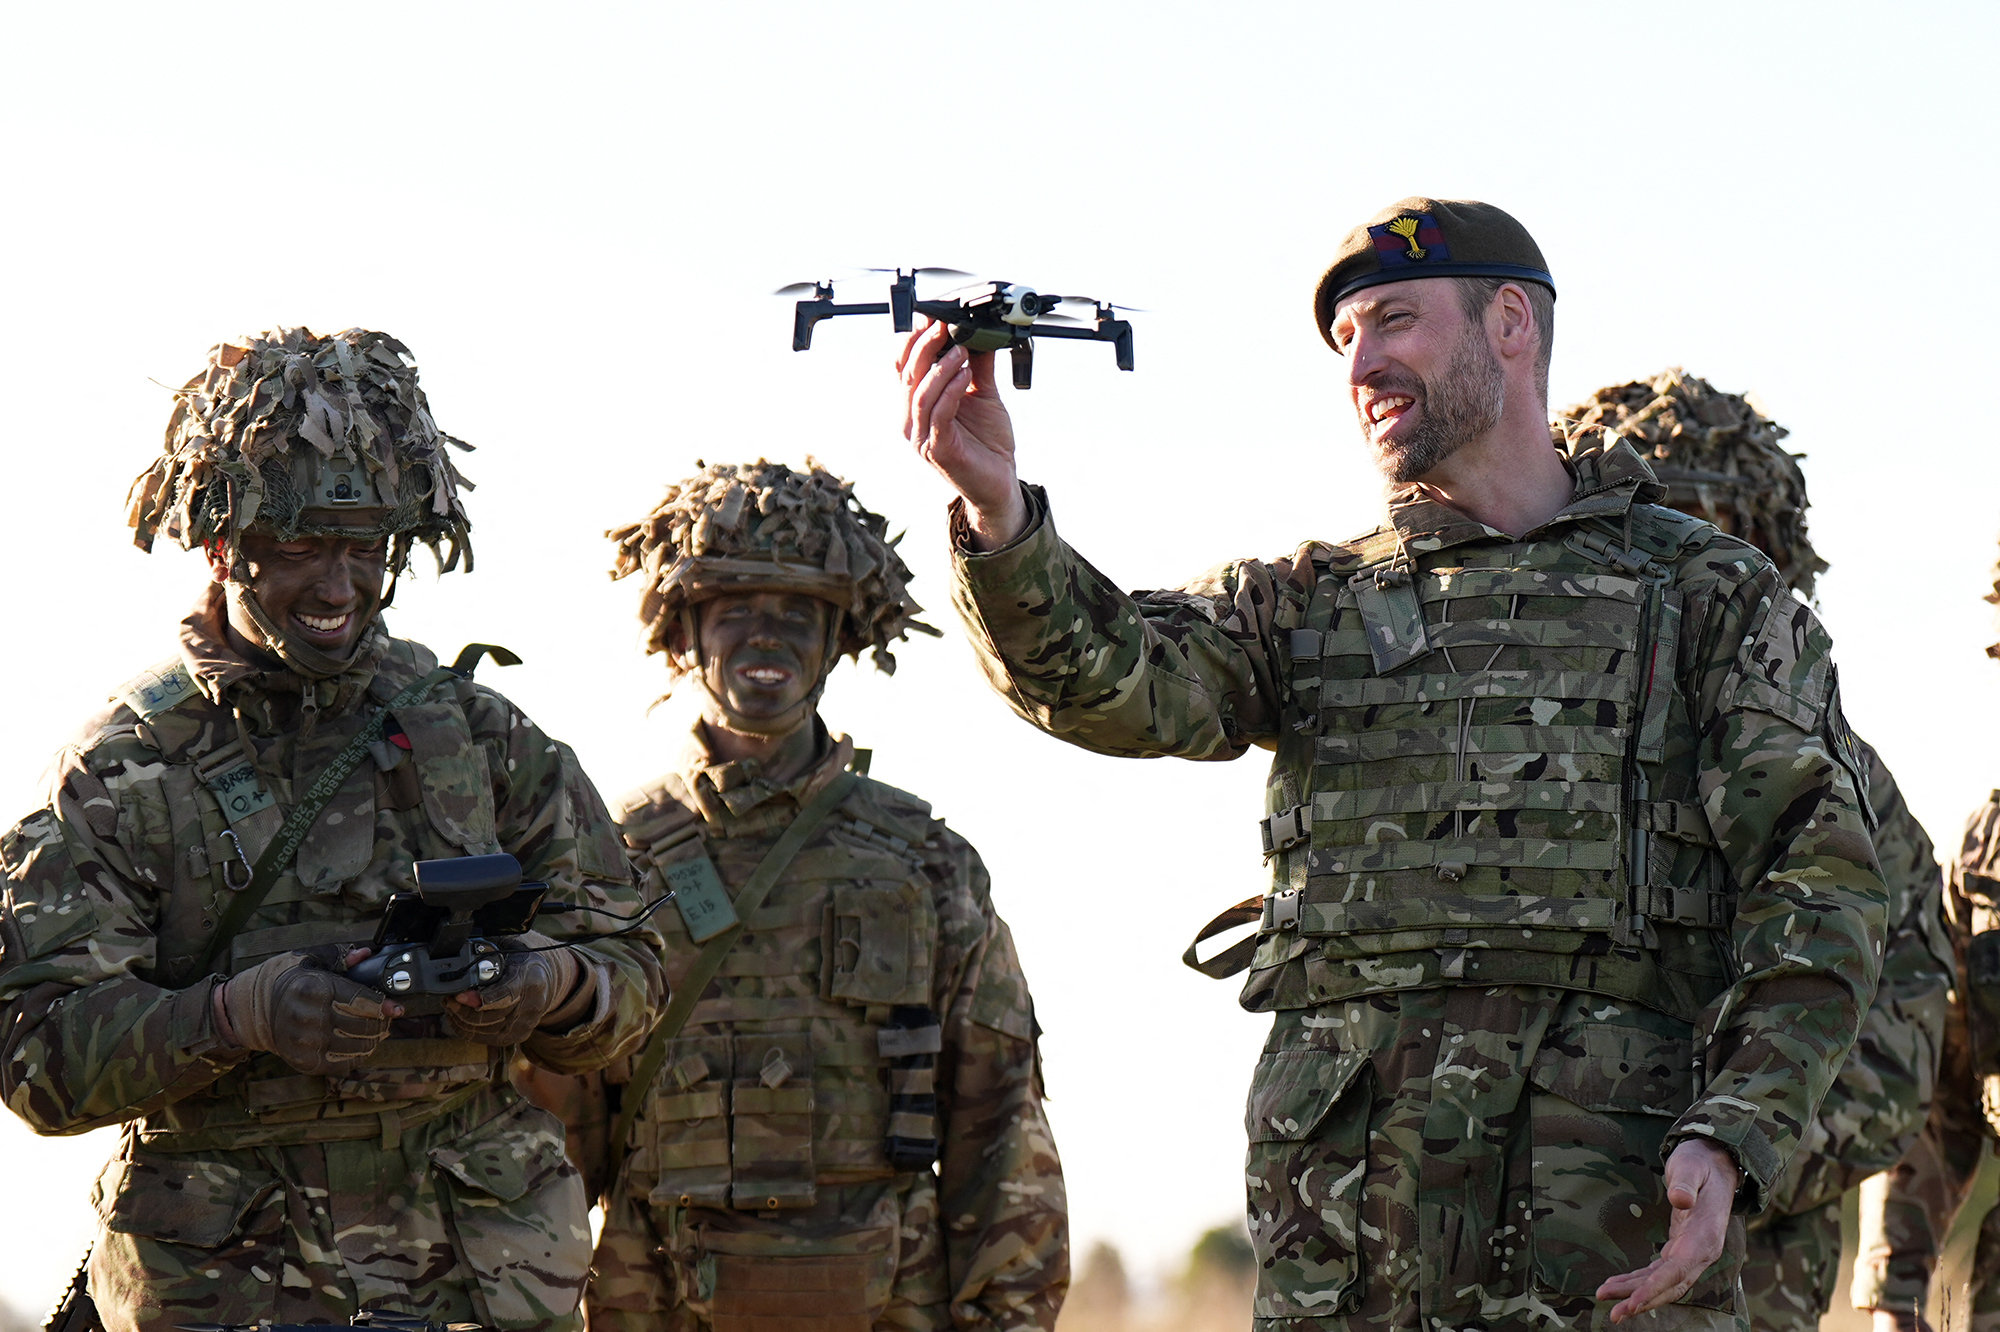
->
xmin=647 ymin=1038 xmax=734 ymax=1208
xmin=731 ymin=1033 xmax=816 ymax=1209
xmin=1347 ymin=565 xmax=1431 ymax=674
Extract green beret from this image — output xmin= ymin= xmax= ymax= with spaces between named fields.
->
xmin=1312 ymin=197 xmax=1555 ymax=350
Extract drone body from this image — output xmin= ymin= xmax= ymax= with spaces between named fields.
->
xmin=781 ymin=269 xmax=1134 ymax=389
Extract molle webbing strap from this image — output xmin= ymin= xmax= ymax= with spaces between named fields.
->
xmin=1317 ymin=668 xmax=1636 ymax=709
xmin=1182 ymin=895 xmax=1265 ymax=979
xmin=184 ymin=648 xmax=511 ymax=986
xmin=711 ymin=1253 xmax=873 ymax=1332
xmin=1319 ymin=724 xmax=1629 ymax=763
xmin=612 ymin=770 xmax=861 ymax=1156
xmin=1264 ymin=780 xmax=1639 ymax=857
xmin=1307 ymin=835 xmax=1621 ymax=873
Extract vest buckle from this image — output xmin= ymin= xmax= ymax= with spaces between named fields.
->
xmin=1265 ymin=889 xmax=1302 ymax=932
xmin=1260 ymin=805 xmax=1312 ymax=859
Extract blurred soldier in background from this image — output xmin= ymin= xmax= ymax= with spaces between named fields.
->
xmin=896 ymin=197 xmax=1888 ymax=1330
xmin=524 ymin=460 xmax=1067 ymax=1332
xmin=0 ymin=328 xmax=665 ymax=1332
xmin=1852 ymin=554 xmax=2000 ymax=1332
xmin=1558 ymin=370 xmax=1955 ymax=1332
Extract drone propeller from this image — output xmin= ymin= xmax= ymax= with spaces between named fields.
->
xmin=861 ymin=266 xmax=974 ymax=280
xmin=773 ymin=281 xmax=833 ymax=298
xmin=1028 ymin=312 xmax=1088 ymax=327
xmin=1053 ymin=296 xmax=1148 ymax=315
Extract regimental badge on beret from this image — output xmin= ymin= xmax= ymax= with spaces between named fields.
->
xmin=1372 ymin=213 xmax=1450 ymax=267
xmin=1314 ymin=197 xmax=1555 ymax=351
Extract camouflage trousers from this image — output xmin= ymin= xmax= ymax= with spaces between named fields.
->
xmin=1741 ymin=1202 xmax=1842 ymax=1332
xmin=1246 ymin=986 xmax=1743 ymax=1332
xmin=87 ymin=1088 xmax=588 ymax=1332
xmin=587 ymin=1173 xmax=948 ymax=1332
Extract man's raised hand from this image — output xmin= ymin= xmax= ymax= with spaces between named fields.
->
xmin=897 ymin=317 xmax=1026 ymax=549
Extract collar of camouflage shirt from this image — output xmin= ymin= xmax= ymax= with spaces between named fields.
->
xmin=1380 ymin=435 xmax=1670 ymax=555
xmin=677 ymin=717 xmax=857 ymax=823
xmin=178 ymin=582 xmax=392 ymax=721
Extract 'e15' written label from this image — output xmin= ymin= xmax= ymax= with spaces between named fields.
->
xmin=666 ymin=856 xmax=738 ymax=943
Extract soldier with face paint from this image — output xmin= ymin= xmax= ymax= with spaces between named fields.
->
xmin=0 ymin=328 xmax=666 ymax=1332
xmin=530 ymin=459 xmax=1068 ymax=1332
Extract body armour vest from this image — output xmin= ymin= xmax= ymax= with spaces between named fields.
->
xmin=106 ymin=641 xmax=508 ymax=1149
xmin=619 ymin=771 xmax=945 ymax=1213
xmin=1244 ymin=504 xmax=1741 ymax=1024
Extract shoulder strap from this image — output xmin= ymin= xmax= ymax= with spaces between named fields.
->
xmin=183 ymin=655 xmax=491 ymax=985
xmin=611 ymin=768 xmax=860 ymax=1155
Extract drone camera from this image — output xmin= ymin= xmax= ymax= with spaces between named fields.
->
xmin=998 ymin=284 xmax=1044 ymax=326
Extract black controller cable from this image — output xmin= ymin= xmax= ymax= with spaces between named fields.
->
xmin=509 ymin=890 xmax=680 ymax=950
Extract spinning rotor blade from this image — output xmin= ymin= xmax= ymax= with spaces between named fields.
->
xmin=774 ymin=281 xmax=827 ymax=298
xmin=861 ymin=266 xmax=974 ymax=280
xmin=1054 ymin=296 xmax=1148 ymax=314
xmin=1030 ymin=313 xmax=1087 ymax=327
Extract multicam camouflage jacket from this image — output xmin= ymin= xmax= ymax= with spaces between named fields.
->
xmin=0 ymin=587 xmax=665 ymax=1139
xmin=948 ymin=440 xmax=1885 ymax=1328
xmin=0 ymin=588 xmax=667 ymax=1328
xmin=1759 ymin=737 xmax=1952 ymax=1221
xmin=588 ymin=725 xmax=1066 ymax=1332
xmin=1739 ymin=740 xmax=1951 ymax=1332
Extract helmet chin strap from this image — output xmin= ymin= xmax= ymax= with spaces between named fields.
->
xmin=684 ymin=606 xmax=845 ymax=739
xmin=229 ymin=556 xmax=374 ymax=682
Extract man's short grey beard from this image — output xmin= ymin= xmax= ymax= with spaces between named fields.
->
xmin=1375 ymin=326 xmax=1507 ymax=485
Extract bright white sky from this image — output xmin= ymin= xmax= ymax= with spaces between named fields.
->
xmin=1 ymin=0 xmax=1996 ymax=1317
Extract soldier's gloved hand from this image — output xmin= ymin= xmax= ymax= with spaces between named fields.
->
xmin=215 ymin=947 xmax=396 ymax=1076
xmin=444 ymin=932 xmax=592 ymax=1046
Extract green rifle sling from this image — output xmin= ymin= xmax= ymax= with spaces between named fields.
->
xmin=611 ymin=769 xmax=860 ymax=1158
xmin=187 ymin=645 xmax=515 ymax=985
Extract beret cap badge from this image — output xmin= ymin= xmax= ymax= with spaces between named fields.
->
xmin=1385 ymin=216 xmax=1429 ymax=261
xmin=1315 ymin=198 xmax=1554 ymax=351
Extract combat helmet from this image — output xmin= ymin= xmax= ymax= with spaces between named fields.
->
xmin=608 ymin=458 xmax=939 ymax=705
xmin=1555 ymin=367 xmax=1827 ymax=599
xmin=124 ymin=327 xmax=474 ymax=678
xmin=127 ymin=327 xmax=473 ymax=574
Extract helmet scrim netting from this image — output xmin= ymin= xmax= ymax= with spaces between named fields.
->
xmin=125 ymin=327 xmax=474 ymax=574
xmin=608 ymin=458 xmax=939 ymax=674
xmin=1555 ymin=367 xmax=1826 ymax=599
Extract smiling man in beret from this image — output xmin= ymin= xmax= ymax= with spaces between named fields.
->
xmin=892 ymin=198 xmax=1886 ymax=1330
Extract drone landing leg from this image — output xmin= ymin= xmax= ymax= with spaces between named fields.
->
xmin=1010 ymin=339 xmax=1033 ymax=390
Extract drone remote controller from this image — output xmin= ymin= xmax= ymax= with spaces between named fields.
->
xmin=347 ymin=853 xmax=546 ymax=1015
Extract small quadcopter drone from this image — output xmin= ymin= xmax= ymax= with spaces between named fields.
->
xmin=777 ymin=267 xmax=1136 ymax=389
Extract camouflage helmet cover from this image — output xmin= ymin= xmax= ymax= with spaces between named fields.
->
xmin=125 ymin=327 xmax=474 ymax=574
xmin=608 ymin=458 xmax=940 ymax=673
xmin=1555 ymin=367 xmax=1827 ymax=599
